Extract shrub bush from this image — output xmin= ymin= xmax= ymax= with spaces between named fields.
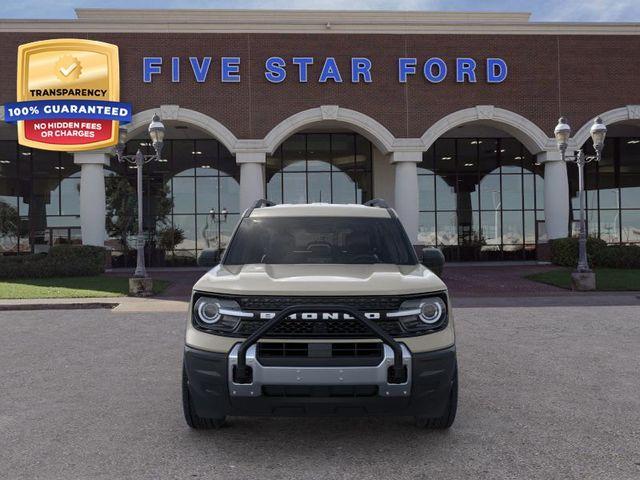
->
xmin=550 ymin=237 xmax=640 ymax=268
xmin=0 ymin=245 xmax=106 ymax=279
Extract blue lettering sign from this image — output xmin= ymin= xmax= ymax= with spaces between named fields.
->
xmin=319 ymin=57 xmax=342 ymax=83
xmin=221 ymin=57 xmax=240 ymax=83
xmin=292 ymin=57 xmax=314 ymax=82
xmin=189 ymin=57 xmax=211 ymax=83
xmin=398 ymin=58 xmax=417 ymax=83
xmin=143 ymin=57 xmax=162 ymax=83
xmin=424 ymin=58 xmax=447 ymax=83
xmin=487 ymin=58 xmax=508 ymax=83
xmin=456 ymin=58 xmax=477 ymax=83
xmin=351 ymin=57 xmax=372 ymax=83
xmin=171 ymin=57 xmax=180 ymax=83
xmin=265 ymin=56 xmax=287 ymax=83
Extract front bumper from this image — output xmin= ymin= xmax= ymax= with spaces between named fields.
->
xmin=184 ymin=344 xmax=456 ymax=417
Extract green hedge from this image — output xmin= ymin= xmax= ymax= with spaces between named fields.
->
xmin=550 ymin=237 xmax=640 ymax=268
xmin=0 ymin=245 xmax=107 ymax=279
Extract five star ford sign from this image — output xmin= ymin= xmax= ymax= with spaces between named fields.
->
xmin=4 ymin=39 xmax=132 ymax=152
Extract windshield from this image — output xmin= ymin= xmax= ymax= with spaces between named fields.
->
xmin=223 ymin=216 xmax=417 ymax=265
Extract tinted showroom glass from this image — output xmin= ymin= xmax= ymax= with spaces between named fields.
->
xmin=223 ymin=217 xmax=416 ymax=265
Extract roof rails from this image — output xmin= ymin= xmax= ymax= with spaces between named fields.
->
xmin=244 ymin=198 xmax=276 ymax=218
xmin=363 ymin=198 xmax=398 ymax=219
xmin=364 ymin=198 xmax=389 ymax=209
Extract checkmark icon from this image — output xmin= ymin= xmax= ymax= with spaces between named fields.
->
xmin=54 ymin=55 xmax=82 ymax=82
xmin=59 ymin=62 xmax=78 ymax=77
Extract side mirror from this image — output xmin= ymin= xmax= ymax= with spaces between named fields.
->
xmin=421 ymin=247 xmax=445 ymax=277
xmin=197 ymin=248 xmax=221 ymax=267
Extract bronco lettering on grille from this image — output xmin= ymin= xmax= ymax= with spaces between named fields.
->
xmin=258 ymin=312 xmax=381 ymax=320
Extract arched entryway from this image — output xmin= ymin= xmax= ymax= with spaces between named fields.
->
xmin=418 ymin=107 xmax=555 ymax=261
xmin=108 ymin=117 xmax=240 ymax=267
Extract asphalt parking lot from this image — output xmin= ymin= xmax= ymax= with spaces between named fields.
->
xmin=1 ymin=305 xmax=639 ymax=480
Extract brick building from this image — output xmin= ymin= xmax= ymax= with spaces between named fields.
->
xmin=0 ymin=9 xmax=639 ymax=264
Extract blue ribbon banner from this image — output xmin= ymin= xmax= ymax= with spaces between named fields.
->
xmin=4 ymin=100 xmax=132 ymax=124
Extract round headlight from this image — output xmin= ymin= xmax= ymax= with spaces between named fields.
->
xmin=195 ymin=298 xmax=221 ymax=324
xmin=419 ymin=298 xmax=446 ymax=324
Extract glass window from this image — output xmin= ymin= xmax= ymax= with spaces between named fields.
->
xmin=418 ymin=175 xmax=435 ymax=211
xmin=437 ymin=211 xmax=457 ymax=245
xmin=620 ymin=174 xmax=640 ymax=209
xmin=621 ymin=210 xmax=640 ymax=243
xmin=307 ymin=134 xmax=331 ymax=171
xmin=308 ymin=172 xmax=332 ymax=203
xmin=435 ymin=176 xmax=456 ymax=211
xmin=266 ymin=133 xmax=372 ymax=206
xmin=283 ymin=173 xmax=306 ymax=204
xmin=418 ymin=211 xmax=436 ymax=246
xmin=173 ymin=140 xmax=195 ymax=176
xmin=502 ymin=175 xmax=523 ymax=210
xmin=224 ymin=217 xmax=416 ymax=265
xmin=0 ymin=141 xmax=18 ymax=177
xmin=282 ymin=135 xmax=305 ymax=172
xmin=599 ymin=210 xmax=620 ymax=243
xmin=195 ymin=177 xmax=219 ymax=214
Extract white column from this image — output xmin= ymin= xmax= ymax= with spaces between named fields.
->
xmin=237 ymin=151 xmax=266 ymax=212
xmin=538 ymin=151 xmax=569 ymax=239
xmin=74 ymin=151 xmax=110 ymax=246
xmin=391 ymin=151 xmax=421 ymax=244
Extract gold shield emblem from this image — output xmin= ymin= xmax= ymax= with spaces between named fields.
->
xmin=16 ymin=38 xmax=121 ymax=151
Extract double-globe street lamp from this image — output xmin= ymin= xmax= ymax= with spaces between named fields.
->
xmin=553 ymin=116 xmax=607 ymax=289
xmin=113 ymin=114 xmax=166 ymax=292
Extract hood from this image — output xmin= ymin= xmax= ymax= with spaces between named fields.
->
xmin=192 ymin=263 xmax=447 ymax=296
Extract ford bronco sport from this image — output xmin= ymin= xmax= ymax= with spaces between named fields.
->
xmin=182 ymin=199 xmax=457 ymax=429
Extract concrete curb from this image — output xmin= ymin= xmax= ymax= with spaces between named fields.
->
xmin=0 ymin=302 xmax=119 ymax=311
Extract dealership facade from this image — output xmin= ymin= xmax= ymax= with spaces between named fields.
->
xmin=0 ymin=9 xmax=639 ymax=264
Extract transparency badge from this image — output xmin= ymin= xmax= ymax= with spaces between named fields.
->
xmin=4 ymin=39 xmax=132 ymax=151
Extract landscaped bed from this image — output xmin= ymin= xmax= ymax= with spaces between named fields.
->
xmin=526 ymin=268 xmax=640 ymax=291
xmin=0 ymin=276 xmax=170 ymax=299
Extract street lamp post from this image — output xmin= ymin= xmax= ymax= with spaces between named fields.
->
xmin=553 ymin=116 xmax=607 ymax=289
xmin=113 ymin=114 xmax=165 ymax=294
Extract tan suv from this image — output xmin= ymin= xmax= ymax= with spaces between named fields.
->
xmin=182 ymin=199 xmax=457 ymax=429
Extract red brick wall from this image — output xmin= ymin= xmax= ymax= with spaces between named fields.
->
xmin=1 ymin=32 xmax=638 ymax=141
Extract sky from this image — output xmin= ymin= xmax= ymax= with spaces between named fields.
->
xmin=1 ymin=0 xmax=639 ymax=22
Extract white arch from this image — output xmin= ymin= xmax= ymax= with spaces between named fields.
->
xmin=263 ymin=105 xmax=396 ymax=155
xmin=420 ymin=105 xmax=553 ymax=154
xmin=572 ymin=105 xmax=640 ymax=148
xmin=127 ymin=105 xmax=239 ymax=153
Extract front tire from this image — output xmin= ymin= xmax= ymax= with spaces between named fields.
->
xmin=182 ymin=366 xmax=226 ymax=429
xmin=415 ymin=367 xmax=458 ymax=429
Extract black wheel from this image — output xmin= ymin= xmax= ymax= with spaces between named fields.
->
xmin=182 ymin=366 xmax=226 ymax=430
xmin=415 ymin=367 xmax=458 ymax=429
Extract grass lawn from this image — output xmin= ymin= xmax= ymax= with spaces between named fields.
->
xmin=0 ymin=276 xmax=170 ymax=299
xmin=526 ymin=268 xmax=640 ymax=291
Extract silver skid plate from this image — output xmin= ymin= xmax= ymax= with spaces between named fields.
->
xmin=228 ymin=343 xmax=411 ymax=397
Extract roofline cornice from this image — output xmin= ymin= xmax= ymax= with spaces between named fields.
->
xmin=0 ymin=9 xmax=638 ymax=35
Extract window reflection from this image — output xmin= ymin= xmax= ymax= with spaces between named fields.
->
xmin=419 ymin=137 xmax=543 ymax=260
xmin=568 ymin=137 xmax=640 ymax=245
xmin=266 ymin=133 xmax=373 ymax=205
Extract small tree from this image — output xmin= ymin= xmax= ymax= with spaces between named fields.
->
xmin=0 ymin=201 xmax=21 ymax=250
xmin=105 ymin=176 xmax=173 ymax=252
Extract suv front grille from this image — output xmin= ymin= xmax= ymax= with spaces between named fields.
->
xmin=236 ymin=296 xmax=406 ymax=311
xmin=237 ymin=318 xmax=404 ymax=338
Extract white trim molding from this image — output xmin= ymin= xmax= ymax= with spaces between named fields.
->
xmin=127 ymin=105 xmax=239 ymax=154
xmin=263 ymin=106 xmax=396 ymax=155
xmin=420 ymin=105 xmax=553 ymax=154
xmin=572 ymin=105 xmax=640 ymax=148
